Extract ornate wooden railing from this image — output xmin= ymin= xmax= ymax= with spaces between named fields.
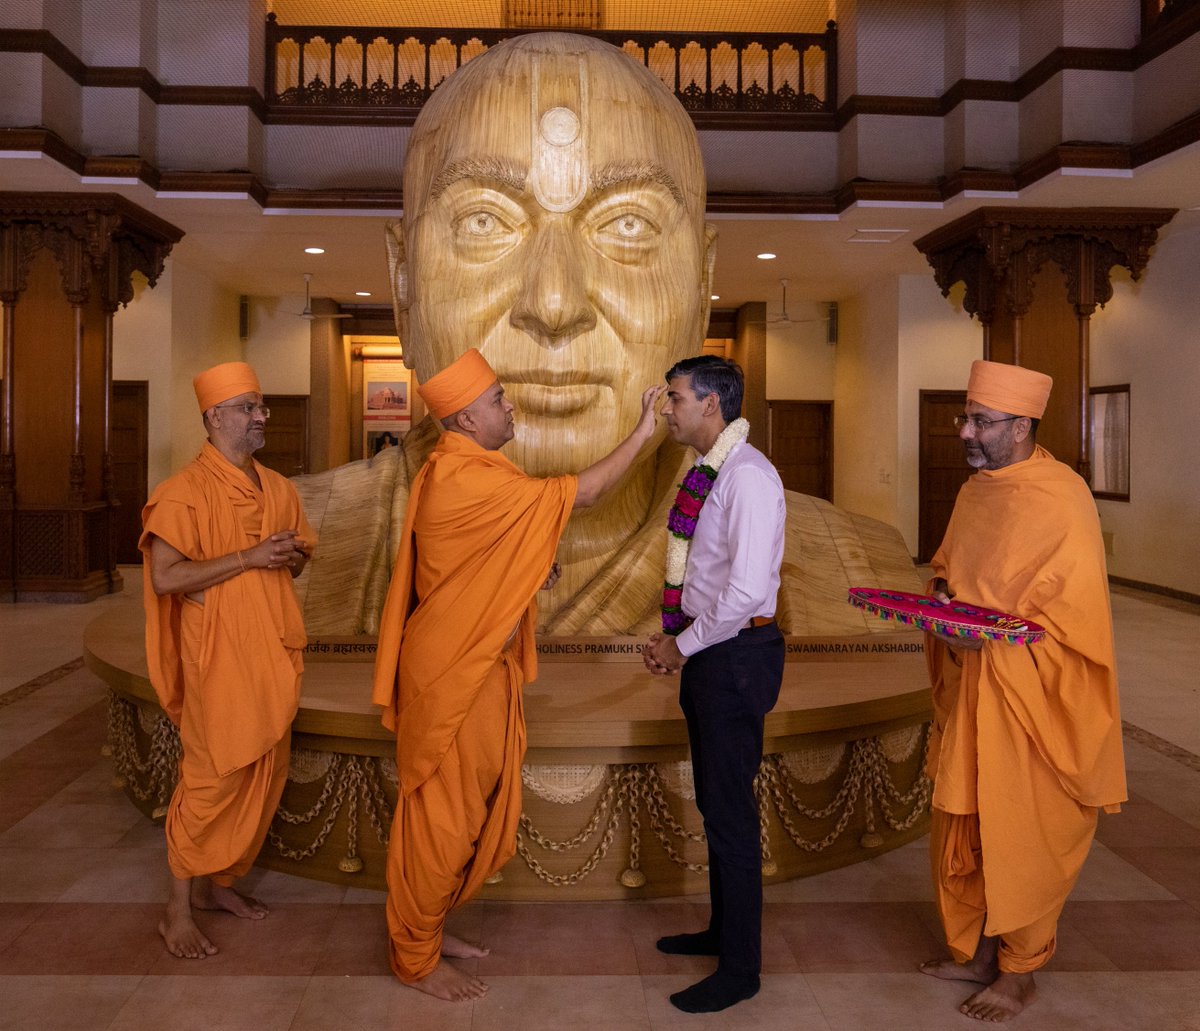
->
xmin=1142 ymin=0 xmax=1200 ymax=33
xmin=265 ymin=15 xmax=837 ymax=127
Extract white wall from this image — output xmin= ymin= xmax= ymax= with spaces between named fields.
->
xmin=831 ymin=280 xmax=900 ymax=528
xmin=113 ymin=262 xmax=175 ymax=491
xmin=243 ymin=293 xmax=311 ymax=396
xmin=165 ymin=252 xmax=243 ymax=473
xmin=1089 ymin=213 xmax=1200 ymax=596
xmin=896 ymin=275 xmax=978 ymax=554
xmin=765 ymin=301 xmax=837 ymax=401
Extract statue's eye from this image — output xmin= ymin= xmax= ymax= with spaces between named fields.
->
xmin=609 ymin=213 xmax=648 ymax=238
xmin=450 ymin=200 xmax=525 ymax=262
xmin=464 ymin=212 xmax=499 ymax=236
xmin=589 ymin=208 xmax=662 ymax=265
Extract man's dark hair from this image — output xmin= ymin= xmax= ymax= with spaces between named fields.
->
xmin=665 ymin=355 xmax=744 ymax=423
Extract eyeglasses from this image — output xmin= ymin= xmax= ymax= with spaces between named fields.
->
xmin=953 ymin=414 xmax=1019 ymax=432
xmin=215 ymin=401 xmax=270 ymax=418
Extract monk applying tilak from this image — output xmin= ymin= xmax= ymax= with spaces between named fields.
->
xmin=372 ymin=348 xmax=664 ymax=1001
xmin=141 ymin=361 xmax=314 ymax=959
xmin=920 ymin=360 xmax=1127 ymax=1022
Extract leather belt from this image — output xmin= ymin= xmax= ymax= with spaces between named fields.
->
xmin=744 ymin=616 xmax=774 ymax=629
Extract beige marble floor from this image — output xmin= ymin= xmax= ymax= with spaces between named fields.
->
xmin=1 ymin=575 xmax=1198 ymax=1030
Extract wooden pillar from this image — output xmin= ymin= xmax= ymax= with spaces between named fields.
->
xmin=0 ymin=194 xmax=181 ymax=602
xmin=732 ymin=301 xmax=768 ymax=453
xmin=915 ymin=208 xmax=1174 ymax=481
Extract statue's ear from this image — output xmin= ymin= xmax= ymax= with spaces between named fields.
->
xmin=385 ymin=220 xmax=411 ymax=353
xmin=699 ymin=222 xmax=718 ymax=329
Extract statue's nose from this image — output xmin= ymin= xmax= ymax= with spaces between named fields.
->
xmin=510 ymin=224 xmax=597 ymax=347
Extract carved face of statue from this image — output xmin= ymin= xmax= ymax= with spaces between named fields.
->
xmin=390 ymin=33 xmax=716 ymax=476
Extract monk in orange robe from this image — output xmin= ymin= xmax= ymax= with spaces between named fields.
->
xmin=141 ymin=362 xmax=315 ymax=959
xmin=920 ymin=360 xmax=1126 ymax=1022
xmin=372 ymin=348 xmax=663 ymax=1001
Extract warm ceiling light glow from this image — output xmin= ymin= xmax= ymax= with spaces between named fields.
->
xmin=355 ymin=291 xmax=372 ymax=296
xmin=711 ymin=294 xmax=720 ymax=300
xmin=757 ymin=252 xmax=776 ymax=260
xmin=304 ymin=247 xmax=325 ymax=254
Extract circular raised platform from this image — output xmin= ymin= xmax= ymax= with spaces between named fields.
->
xmin=86 ymin=598 xmax=933 ymax=899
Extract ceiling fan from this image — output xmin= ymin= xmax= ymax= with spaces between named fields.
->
xmin=747 ymin=279 xmax=838 ymax=343
xmin=759 ymin=279 xmax=830 ymax=326
xmin=296 ymin=272 xmax=352 ymax=320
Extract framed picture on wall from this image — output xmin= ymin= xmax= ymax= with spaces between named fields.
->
xmin=1089 ymin=384 xmax=1130 ymax=501
xmin=364 ymin=420 xmax=407 ymax=457
xmin=363 ymin=360 xmax=411 ymax=416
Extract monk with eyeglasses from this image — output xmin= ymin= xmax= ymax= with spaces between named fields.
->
xmin=919 ymin=360 xmax=1126 ymax=1022
xmin=141 ymin=361 xmax=314 ymax=959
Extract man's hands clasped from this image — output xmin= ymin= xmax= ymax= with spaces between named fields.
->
xmin=245 ymin=530 xmax=308 ymax=572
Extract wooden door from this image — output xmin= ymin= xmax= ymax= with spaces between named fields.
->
xmin=768 ymin=401 xmax=832 ymax=501
xmin=257 ymin=396 xmax=309 ymax=477
xmin=918 ymin=390 xmax=970 ymax=563
xmin=111 ymin=381 xmax=149 ymax=564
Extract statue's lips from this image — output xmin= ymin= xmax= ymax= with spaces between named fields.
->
xmin=507 ymin=381 xmax=610 ymax=416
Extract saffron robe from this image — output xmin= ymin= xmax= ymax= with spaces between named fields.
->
xmin=925 ymin=445 xmax=1126 ymax=966
xmin=141 ymin=442 xmax=314 ymax=881
xmin=372 ymin=431 xmax=576 ymax=981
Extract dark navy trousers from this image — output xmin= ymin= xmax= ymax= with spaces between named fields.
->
xmin=678 ymin=621 xmax=785 ymax=977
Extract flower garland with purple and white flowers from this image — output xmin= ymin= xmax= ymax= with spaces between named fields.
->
xmin=661 ymin=417 xmax=750 ymax=635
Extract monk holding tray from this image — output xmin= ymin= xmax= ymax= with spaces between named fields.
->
xmin=918 ymin=359 xmax=1127 ymax=1022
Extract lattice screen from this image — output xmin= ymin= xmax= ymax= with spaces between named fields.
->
xmin=503 ymin=1 xmax=603 ymax=29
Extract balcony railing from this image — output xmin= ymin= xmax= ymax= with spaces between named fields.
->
xmin=1141 ymin=0 xmax=1200 ymax=33
xmin=265 ymin=15 xmax=837 ymax=127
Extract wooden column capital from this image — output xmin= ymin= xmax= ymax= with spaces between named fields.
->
xmin=914 ymin=207 xmax=1176 ymax=321
xmin=0 ymin=193 xmax=182 ymax=308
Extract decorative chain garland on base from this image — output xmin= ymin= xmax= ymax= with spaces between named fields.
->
xmin=106 ymin=691 xmax=931 ymax=890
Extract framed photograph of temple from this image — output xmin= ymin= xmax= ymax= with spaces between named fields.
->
xmin=1089 ymin=384 xmax=1130 ymax=501
xmin=363 ymin=360 xmax=411 ymax=416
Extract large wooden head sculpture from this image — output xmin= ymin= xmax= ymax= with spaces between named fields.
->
xmin=388 ymin=32 xmax=717 ymax=479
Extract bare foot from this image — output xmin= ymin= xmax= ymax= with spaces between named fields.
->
xmin=159 ymin=879 xmax=217 ymax=959
xmin=405 ymin=960 xmax=489 ymax=1002
xmin=441 ymin=932 xmax=489 ymax=959
xmin=192 ymin=880 xmax=269 ymax=920
xmin=919 ymin=956 xmax=995 ymax=983
xmin=920 ymin=932 xmax=998 ymax=984
xmin=960 ymin=973 xmax=1037 ymax=1022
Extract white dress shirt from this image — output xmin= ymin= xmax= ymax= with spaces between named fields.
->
xmin=675 ymin=440 xmax=786 ymax=657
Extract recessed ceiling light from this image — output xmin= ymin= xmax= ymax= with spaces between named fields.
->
xmin=711 ymin=294 xmax=720 ymax=301
xmin=757 ymin=252 xmax=776 ymax=260
xmin=304 ymin=247 xmax=325 ymax=254
xmin=355 ymin=291 xmax=372 ymax=297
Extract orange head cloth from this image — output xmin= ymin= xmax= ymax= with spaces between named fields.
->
xmin=966 ymin=360 xmax=1053 ymax=419
xmin=193 ymin=362 xmax=262 ymax=412
xmin=418 ymin=348 xmax=498 ymax=420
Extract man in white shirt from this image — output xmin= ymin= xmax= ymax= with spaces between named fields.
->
xmin=643 ymin=355 xmax=787 ymax=1013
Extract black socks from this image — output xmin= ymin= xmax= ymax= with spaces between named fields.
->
xmin=669 ymin=971 xmax=760 ymax=1013
xmin=656 ymin=931 xmax=720 ymax=956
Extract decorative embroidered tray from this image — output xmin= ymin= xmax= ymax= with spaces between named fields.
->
xmin=847 ymin=587 xmax=1046 ymax=645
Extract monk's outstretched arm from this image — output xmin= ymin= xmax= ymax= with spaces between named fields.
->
xmin=574 ymin=385 xmax=663 ymax=509
xmin=147 ymin=532 xmax=308 ymax=596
